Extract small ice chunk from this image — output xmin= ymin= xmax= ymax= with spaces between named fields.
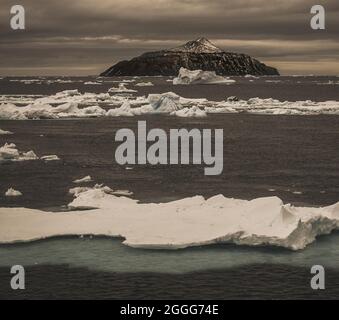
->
xmin=108 ymin=83 xmax=137 ymax=93
xmin=73 ymin=176 xmax=93 ymax=184
xmin=0 ymin=129 xmax=13 ymax=135
xmin=41 ymin=155 xmax=60 ymax=161
xmin=5 ymin=188 xmax=22 ymax=197
xmin=135 ymin=82 xmax=154 ymax=87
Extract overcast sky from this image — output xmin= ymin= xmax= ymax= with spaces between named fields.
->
xmin=0 ymin=0 xmax=338 ymax=75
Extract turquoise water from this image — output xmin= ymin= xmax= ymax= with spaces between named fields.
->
xmin=1 ymin=233 xmax=339 ymax=274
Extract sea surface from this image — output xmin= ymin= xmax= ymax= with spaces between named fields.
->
xmin=1 ymin=75 xmax=339 ymax=299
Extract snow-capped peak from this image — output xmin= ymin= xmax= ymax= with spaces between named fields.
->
xmin=170 ymin=38 xmax=223 ymax=53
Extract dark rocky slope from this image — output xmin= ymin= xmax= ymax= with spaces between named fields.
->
xmin=101 ymin=38 xmax=279 ymax=77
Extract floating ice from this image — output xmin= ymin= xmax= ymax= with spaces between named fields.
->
xmin=0 ymin=102 xmax=106 ymax=119
xmin=1 ymin=189 xmax=339 ymax=251
xmin=41 ymin=155 xmax=60 ymax=162
xmin=0 ymin=143 xmax=38 ymax=162
xmin=108 ymin=83 xmax=137 ymax=93
xmin=5 ymin=188 xmax=22 ymax=197
xmin=171 ymin=106 xmax=207 ymax=118
xmin=0 ymin=128 xmax=13 ymax=135
xmin=106 ymin=101 xmax=136 ymax=117
xmin=135 ymin=82 xmax=154 ymax=87
xmin=173 ymin=68 xmax=236 ymax=85
xmin=73 ymin=176 xmax=93 ymax=184
xmin=148 ymin=92 xmax=182 ymax=112
xmin=84 ymin=81 xmax=102 ymax=85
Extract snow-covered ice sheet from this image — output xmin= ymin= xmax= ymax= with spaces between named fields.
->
xmin=1 ymin=186 xmax=339 ymax=251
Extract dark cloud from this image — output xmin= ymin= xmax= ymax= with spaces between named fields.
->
xmin=0 ymin=0 xmax=338 ymax=75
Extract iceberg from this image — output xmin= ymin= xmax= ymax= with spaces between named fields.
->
xmin=148 ymin=92 xmax=182 ymax=112
xmin=173 ymin=68 xmax=236 ymax=85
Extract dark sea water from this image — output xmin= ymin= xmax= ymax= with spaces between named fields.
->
xmin=1 ymin=76 xmax=339 ymax=299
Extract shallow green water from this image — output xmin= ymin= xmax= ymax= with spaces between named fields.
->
xmin=1 ymin=233 xmax=339 ymax=274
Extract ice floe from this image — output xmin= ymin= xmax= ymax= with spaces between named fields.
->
xmin=73 ymin=176 xmax=93 ymax=184
xmin=171 ymin=106 xmax=207 ymax=118
xmin=0 ymin=102 xmax=107 ymax=119
xmin=0 ymin=143 xmax=38 ymax=162
xmin=1 ymin=187 xmax=339 ymax=251
xmin=0 ymin=128 xmax=13 ymax=135
xmin=173 ymin=68 xmax=236 ymax=85
xmin=135 ymin=82 xmax=154 ymax=87
xmin=5 ymin=188 xmax=22 ymax=197
xmin=84 ymin=81 xmax=102 ymax=85
xmin=0 ymin=143 xmax=60 ymax=163
xmin=108 ymin=83 xmax=137 ymax=93
xmin=41 ymin=155 xmax=60 ymax=162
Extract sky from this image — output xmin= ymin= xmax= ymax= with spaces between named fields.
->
xmin=0 ymin=0 xmax=338 ymax=76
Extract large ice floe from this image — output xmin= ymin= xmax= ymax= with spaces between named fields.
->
xmin=173 ymin=68 xmax=236 ymax=85
xmin=1 ymin=185 xmax=339 ymax=251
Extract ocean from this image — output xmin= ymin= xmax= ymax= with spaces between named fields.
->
xmin=1 ymin=75 xmax=339 ymax=299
